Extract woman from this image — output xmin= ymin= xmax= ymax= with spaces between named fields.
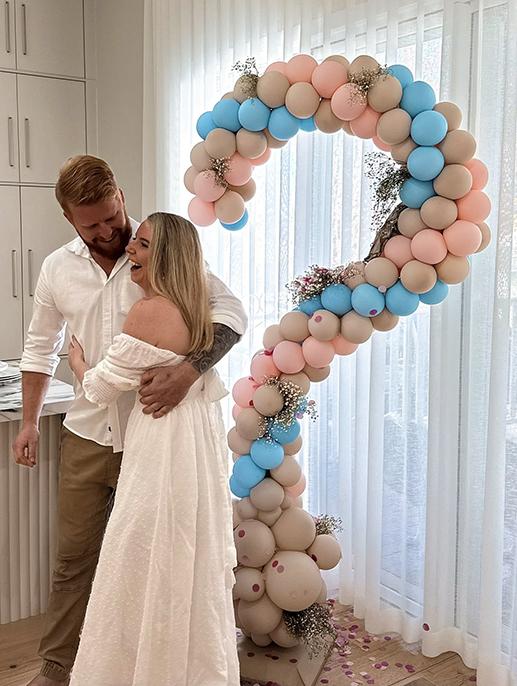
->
xmin=68 ymin=213 xmax=239 ymax=685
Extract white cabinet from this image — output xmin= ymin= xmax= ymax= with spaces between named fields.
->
xmin=21 ymin=187 xmax=75 ymax=342
xmin=0 ymin=186 xmax=23 ymax=360
xmin=0 ymin=1 xmax=16 ymax=69
xmin=18 ymin=76 xmax=86 ymax=184
xmin=0 ymin=72 xmax=18 ymax=182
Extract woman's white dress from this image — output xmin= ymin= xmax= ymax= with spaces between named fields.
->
xmin=69 ymin=333 xmax=239 ymax=686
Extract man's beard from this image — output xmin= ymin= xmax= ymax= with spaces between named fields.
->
xmin=88 ymin=211 xmax=132 ymax=260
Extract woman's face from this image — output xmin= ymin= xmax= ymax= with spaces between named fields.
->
xmin=126 ymin=220 xmax=153 ymax=291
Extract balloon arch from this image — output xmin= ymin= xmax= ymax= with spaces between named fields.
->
xmin=183 ymin=53 xmax=491 ymax=652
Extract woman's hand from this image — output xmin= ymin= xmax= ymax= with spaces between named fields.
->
xmin=68 ymin=335 xmax=88 ymax=381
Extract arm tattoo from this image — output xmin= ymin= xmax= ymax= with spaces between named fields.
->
xmin=186 ymin=323 xmax=240 ymax=374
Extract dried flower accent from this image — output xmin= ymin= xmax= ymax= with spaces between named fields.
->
xmin=262 ymin=377 xmax=317 ymax=430
xmin=364 ymin=152 xmax=410 ymax=230
xmin=365 ymin=202 xmax=405 ymax=262
xmin=339 ymin=261 xmax=366 ymax=289
xmin=283 ymin=603 xmax=336 ymax=658
xmin=348 ymin=65 xmax=389 ymax=101
xmin=232 ymin=57 xmax=259 ymax=76
xmin=209 ymin=157 xmax=230 ymax=188
xmin=232 ymin=58 xmax=259 ymax=99
xmin=286 ymin=265 xmax=336 ymax=305
xmin=314 ymin=514 xmax=343 ymax=536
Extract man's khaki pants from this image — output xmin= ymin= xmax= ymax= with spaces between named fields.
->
xmin=38 ymin=427 xmax=122 ymax=682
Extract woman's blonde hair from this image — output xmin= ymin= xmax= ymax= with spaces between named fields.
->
xmin=147 ymin=213 xmax=214 ymax=355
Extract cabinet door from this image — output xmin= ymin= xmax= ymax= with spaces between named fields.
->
xmin=21 ymin=187 xmax=76 ymax=342
xmin=16 ymin=0 xmax=84 ymax=78
xmin=0 ymin=0 xmax=16 ymax=68
xmin=0 ymin=72 xmax=19 ymax=183
xmin=18 ymin=75 xmax=86 ymax=185
xmin=0 ymin=186 xmax=23 ymax=360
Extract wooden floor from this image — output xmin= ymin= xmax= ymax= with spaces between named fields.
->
xmin=0 ymin=605 xmax=477 ymax=686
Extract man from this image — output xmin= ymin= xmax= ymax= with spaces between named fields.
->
xmin=12 ymin=155 xmax=247 ymax=685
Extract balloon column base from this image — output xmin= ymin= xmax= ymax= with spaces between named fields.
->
xmin=237 ymin=629 xmax=334 ymax=686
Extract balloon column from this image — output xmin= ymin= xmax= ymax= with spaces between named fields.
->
xmin=184 ymin=53 xmax=491 ymax=650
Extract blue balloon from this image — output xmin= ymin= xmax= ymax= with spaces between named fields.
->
xmin=387 ymin=64 xmax=414 ymax=89
xmin=250 ymin=439 xmax=285 ymax=470
xmin=229 ymin=475 xmax=250 ymax=498
xmin=400 ymin=81 xmax=436 ymax=118
xmin=410 ymin=110 xmax=447 ymax=146
xmin=419 ymin=279 xmax=449 ymax=305
xmin=233 ymin=454 xmax=266 ymax=489
xmin=321 ymin=284 xmax=352 ymax=316
xmin=407 ymin=146 xmax=445 ymax=181
xmin=269 ymin=420 xmax=301 ymax=445
xmin=299 ymin=116 xmax=317 ymax=132
xmin=299 ymin=295 xmax=323 ymax=316
xmin=212 ymin=99 xmax=241 ymax=132
xmin=196 ymin=111 xmax=217 ymax=139
xmin=221 ymin=209 xmax=249 ymax=231
xmin=385 ymin=281 xmax=420 ymax=316
xmin=238 ymin=98 xmax=271 ymax=132
xmin=351 ymin=283 xmax=386 ymax=317
xmin=399 ymin=178 xmax=435 ymax=208
xmin=268 ymin=106 xmax=300 ymax=140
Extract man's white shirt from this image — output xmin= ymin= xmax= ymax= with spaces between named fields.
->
xmin=20 ymin=219 xmax=247 ymax=452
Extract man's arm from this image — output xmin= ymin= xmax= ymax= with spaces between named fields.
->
xmin=186 ymin=322 xmax=240 ymax=374
xmin=13 ymin=372 xmax=52 ymax=467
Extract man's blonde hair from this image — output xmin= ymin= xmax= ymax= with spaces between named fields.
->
xmin=55 ymin=155 xmax=119 ymax=211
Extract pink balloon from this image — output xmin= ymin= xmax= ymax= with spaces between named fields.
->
xmin=232 ymin=404 xmax=243 ymax=421
xmin=383 ymin=235 xmax=414 ymax=268
xmin=349 ymin=106 xmax=381 ymax=139
xmin=332 ymin=335 xmax=358 ymax=356
xmin=232 ymin=376 xmax=261 ymax=408
xmin=272 ymin=341 xmax=306 ymax=374
xmin=250 ymin=352 xmax=280 ymax=383
xmin=311 ymin=61 xmax=348 ymax=98
xmin=443 ymin=220 xmax=482 ymax=257
xmin=302 ymin=337 xmax=335 ymax=368
xmin=193 ymin=170 xmax=226 ymax=202
xmin=373 ymin=136 xmax=392 ymax=152
xmin=285 ymin=54 xmax=318 ymax=84
xmin=250 ymin=147 xmax=272 ymax=165
xmin=331 ymin=83 xmax=367 ymax=121
xmin=464 ymin=158 xmax=489 ymax=190
xmin=410 ymin=229 xmax=448 ymax=265
xmin=225 ymin=153 xmax=253 ymax=186
xmin=285 ymin=473 xmax=306 ymax=497
xmin=188 ymin=196 xmax=216 ymax=226
xmin=265 ymin=61 xmax=287 ymax=75
xmin=455 ymin=190 xmax=491 ymax=223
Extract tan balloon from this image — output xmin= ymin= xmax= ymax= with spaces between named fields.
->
xmin=306 ymin=534 xmax=342 ymax=570
xmin=256 ymin=71 xmax=290 ymax=108
xmin=420 ymin=196 xmax=458 ymax=230
xmin=232 ymin=452 xmax=240 ymax=463
xmin=233 ymin=74 xmax=256 ymax=103
xmin=283 ymin=434 xmax=303 ymax=455
xmin=367 ymin=74 xmax=402 ymax=113
xmin=238 ymin=593 xmax=283 ymax=635
xmin=400 ymin=260 xmax=437 ymax=294
xmin=251 ymin=633 xmax=272 ymax=647
xmin=252 ymin=385 xmax=284 ymax=416
xmin=264 ymin=129 xmax=288 ymax=149
xmin=228 ymin=427 xmax=252 ymax=455
xmin=342 ymin=120 xmax=353 ymax=135
xmin=314 ymin=99 xmax=343 ymax=133
xmin=263 ymin=324 xmax=284 ymax=350
xmin=272 ymin=508 xmax=317 ymax=551
xmin=438 ymin=130 xmax=476 ymax=165
xmin=279 ymin=372 xmax=311 ymax=395
xmin=236 ymin=129 xmax=267 ymax=159
xmin=184 ymin=165 xmax=198 ymax=193
xmin=264 ymin=551 xmax=322 ymax=611
xmin=303 ymin=365 xmax=330 ymax=382
xmin=476 ymin=222 xmax=491 ymax=253
xmin=232 ymin=500 xmax=242 ymax=529
xmin=433 ymin=164 xmax=473 ymax=200
xmin=341 ymin=311 xmax=373 ymax=343
xmin=236 ymin=407 xmax=266 ymax=441
xmin=190 ymin=142 xmax=212 ymax=171
xmin=323 ymin=55 xmax=350 ymax=69
xmin=236 ymin=496 xmax=258 ymax=521
xmin=317 ymin=578 xmax=328 ymax=604
xmin=285 ymin=82 xmax=320 ymax=118
xmin=215 ymin=190 xmax=245 ymax=223
xmin=234 ymin=519 xmax=276 ymax=568
xmin=371 ymin=309 xmax=399 ymax=332
xmin=435 ymin=253 xmax=470 ymax=284
xmin=433 ymin=101 xmax=462 ymax=131
xmin=257 ymin=507 xmax=283 ymax=527
xmin=307 ymin=309 xmax=340 ymax=341
xmin=391 ymin=137 xmax=417 ymax=164
xmin=342 ymin=261 xmax=366 ymax=289
xmin=364 ymin=257 xmax=399 ymax=288
xmin=270 ymin=455 xmax=302 ymax=487
xmin=397 ymin=207 xmax=427 ymax=238
xmin=269 ymin=619 xmax=299 ymax=648
xmin=348 ymin=54 xmax=380 ymax=76
xmin=205 ymin=128 xmax=237 ymax=158
xmin=234 ymin=566 xmax=266 ymax=601
xmin=280 ymin=492 xmax=294 ymax=509
xmin=228 ymin=178 xmax=257 ymax=202
xmin=279 ymin=311 xmax=310 ymax=342
xmin=249 ymin=477 xmax=285 ymax=511
xmin=376 ymin=108 xmax=412 ymax=145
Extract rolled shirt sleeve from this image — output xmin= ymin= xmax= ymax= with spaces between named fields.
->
xmin=207 ymin=271 xmax=248 ymax=336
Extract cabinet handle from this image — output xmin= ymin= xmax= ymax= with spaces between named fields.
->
xmin=27 ymin=249 xmax=34 ymax=297
xmin=11 ymin=250 xmax=18 ymax=298
xmin=24 ymin=118 xmax=30 ymax=167
xmin=21 ymin=3 xmax=27 ymax=55
xmin=4 ymin=2 xmax=10 ymax=53
xmin=7 ymin=116 xmax=14 ymax=167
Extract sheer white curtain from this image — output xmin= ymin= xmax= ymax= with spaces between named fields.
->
xmin=142 ymin=0 xmax=517 ymax=683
